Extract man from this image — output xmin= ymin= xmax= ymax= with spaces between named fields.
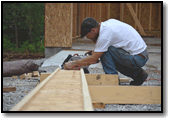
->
xmin=64 ymin=17 xmax=149 ymax=85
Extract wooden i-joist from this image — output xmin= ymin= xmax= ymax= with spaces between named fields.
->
xmin=10 ymin=68 xmax=161 ymax=111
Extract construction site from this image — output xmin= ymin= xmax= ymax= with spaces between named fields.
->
xmin=3 ymin=3 xmax=162 ymax=111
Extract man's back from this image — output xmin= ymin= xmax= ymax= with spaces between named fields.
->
xmin=95 ymin=19 xmax=147 ymax=55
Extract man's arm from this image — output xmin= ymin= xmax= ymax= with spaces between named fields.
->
xmin=64 ymin=52 xmax=103 ymax=70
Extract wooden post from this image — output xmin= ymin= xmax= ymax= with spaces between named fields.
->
xmin=149 ymin=3 xmax=152 ymax=31
xmin=135 ymin=3 xmax=138 ymax=30
xmin=126 ymin=3 xmax=146 ymax=36
xmin=120 ymin=3 xmax=124 ymax=21
xmin=107 ymin=3 xmax=110 ymax=20
xmin=139 ymin=3 xmax=141 ymax=24
xmin=158 ymin=3 xmax=161 ymax=30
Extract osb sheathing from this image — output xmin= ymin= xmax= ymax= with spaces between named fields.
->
xmin=45 ymin=3 xmax=72 ymax=47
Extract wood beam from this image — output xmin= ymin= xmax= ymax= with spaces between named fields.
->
xmin=126 ymin=3 xmax=146 ymax=36
xmin=149 ymin=3 xmax=152 ymax=31
xmin=3 ymin=87 xmax=16 ymax=92
xmin=80 ymin=69 xmax=93 ymax=111
xmin=40 ymin=73 xmax=129 ymax=84
xmin=107 ymin=3 xmax=110 ymax=20
xmin=89 ymin=86 xmax=161 ymax=104
xmin=120 ymin=3 xmax=124 ymax=21
xmin=85 ymin=74 xmax=119 ymax=85
xmin=135 ymin=3 xmax=138 ymax=30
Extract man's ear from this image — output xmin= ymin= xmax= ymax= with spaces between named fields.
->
xmin=91 ymin=28 xmax=96 ymax=32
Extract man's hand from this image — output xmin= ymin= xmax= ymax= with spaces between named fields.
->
xmin=64 ymin=61 xmax=77 ymax=70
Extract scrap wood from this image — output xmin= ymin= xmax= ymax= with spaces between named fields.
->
xmin=20 ymin=73 xmax=27 ymax=79
xmin=93 ymin=102 xmax=105 ymax=109
xmin=32 ymin=71 xmax=40 ymax=77
xmin=3 ymin=87 xmax=16 ymax=92
xmin=12 ymin=76 xmax=18 ymax=79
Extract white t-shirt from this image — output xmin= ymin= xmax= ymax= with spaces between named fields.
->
xmin=94 ymin=19 xmax=147 ymax=55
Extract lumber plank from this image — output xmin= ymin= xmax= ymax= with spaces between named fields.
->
xmin=149 ymin=3 xmax=152 ymax=31
xmin=107 ymin=3 xmax=110 ymax=19
xmin=89 ymin=86 xmax=161 ymax=104
xmin=126 ymin=3 xmax=146 ymax=36
xmin=119 ymin=78 xmax=129 ymax=82
xmin=80 ymin=69 xmax=94 ymax=111
xmin=11 ymin=69 xmax=90 ymax=111
xmin=3 ymin=87 xmax=16 ymax=92
xmin=120 ymin=3 xmax=124 ymax=21
xmin=40 ymin=73 xmax=125 ymax=85
xmin=85 ymin=74 xmax=119 ymax=85
xmin=10 ymin=68 xmax=61 ymax=111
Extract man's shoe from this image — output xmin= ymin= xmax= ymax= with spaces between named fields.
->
xmin=130 ymin=69 xmax=148 ymax=86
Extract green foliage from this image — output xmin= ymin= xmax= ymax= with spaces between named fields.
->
xmin=3 ymin=3 xmax=45 ymax=53
xmin=3 ymin=35 xmax=16 ymax=52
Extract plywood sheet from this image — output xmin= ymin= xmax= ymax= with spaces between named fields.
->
xmin=140 ymin=3 xmax=150 ymax=31
xmin=110 ymin=3 xmax=120 ymax=20
xmin=124 ymin=3 xmax=136 ymax=28
xmin=45 ymin=3 xmax=72 ymax=47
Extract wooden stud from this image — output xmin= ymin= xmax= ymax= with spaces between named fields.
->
xmin=89 ymin=86 xmax=161 ymax=104
xmin=126 ymin=3 xmax=146 ymax=36
xmin=139 ymin=3 xmax=141 ymax=24
xmin=149 ymin=3 xmax=152 ymax=31
xmin=158 ymin=3 xmax=161 ymax=30
xmin=80 ymin=69 xmax=94 ymax=111
xmin=135 ymin=3 xmax=138 ymax=30
xmin=107 ymin=3 xmax=110 ymax=20
xmin=3 ymin=87 xmax=16 ymax=92
xmin=120 ymin=3 xmax=124 ymax=21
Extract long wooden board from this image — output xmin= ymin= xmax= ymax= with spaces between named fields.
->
xmin=10 ymin=69 xmax=93 ymax=111
xmin=40 ymin=73 xmax=128 ymax=85
xmin=89 ymin=86 xmax=161 ymax=104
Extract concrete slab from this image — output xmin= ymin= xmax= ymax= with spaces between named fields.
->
xmin=42 ymin=50 xmax=103 ymax=68
xmin=42 ymin=50 xmax=88 ymax=67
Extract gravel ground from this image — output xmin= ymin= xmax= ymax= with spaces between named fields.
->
xmin=3 ymin=52 xmax=161 ymax=111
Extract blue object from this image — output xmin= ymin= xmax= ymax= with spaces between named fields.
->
xmin=100 ymin=46 xmax=149 ymax=79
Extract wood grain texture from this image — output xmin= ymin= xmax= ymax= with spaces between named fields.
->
xmin=10 ymin=68 xmax=60 ymax=111
xmin=45 ymin=3 xmax=72 ymax=47
xmin=126 ymin=3 xmax=146 ymax=36
xmin=85 ymin=74 xmax=119 ymax=85
xmin=11 ymin=69 xmax=93 ymax=111
xmin=3 ymin=87 xmax=16 ymax=92
xmin=89 ymin=86 xmax=161 ymax=104
xmin=80 ymin=69 xmax=93 ymax=111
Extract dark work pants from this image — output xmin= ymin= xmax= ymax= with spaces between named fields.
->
xmin=100 ymin=46 xmax=149 ymax=79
